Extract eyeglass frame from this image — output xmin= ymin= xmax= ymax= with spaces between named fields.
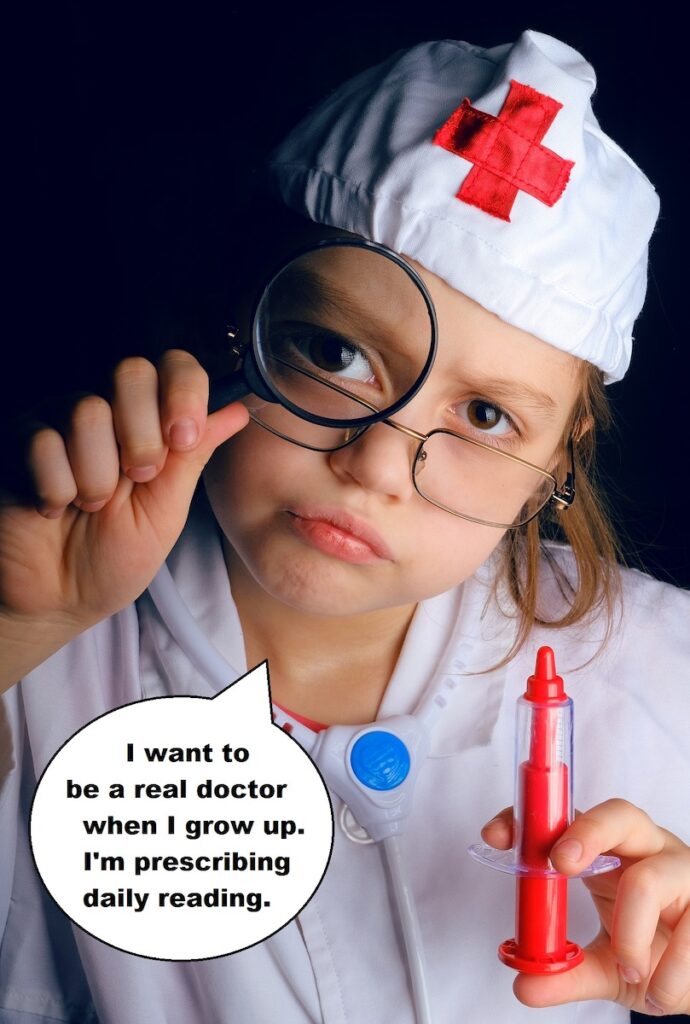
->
xmin=246 ymin=357 xmax=576 ymax=530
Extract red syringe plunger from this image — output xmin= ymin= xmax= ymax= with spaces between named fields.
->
xmin=498 ymin=646 xmax=583 ymax=974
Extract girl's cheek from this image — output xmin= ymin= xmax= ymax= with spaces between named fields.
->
xmin=203 ymin=427 xmax=281 ymax=501
xmin=412 ymin=514 xmax=507 ymax=593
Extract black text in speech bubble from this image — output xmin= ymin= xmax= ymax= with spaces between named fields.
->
xmin=30 ymin=662 xmax=334 ymax=960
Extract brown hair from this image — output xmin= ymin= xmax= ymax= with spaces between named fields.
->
xmin=493 ymin=360 xmax=625 ymax=668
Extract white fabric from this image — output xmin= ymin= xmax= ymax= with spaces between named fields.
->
xmin=1 ymin=488 xmax=689 ymax=1023
xmin=269 ymin=31 xmax=660 ymax=382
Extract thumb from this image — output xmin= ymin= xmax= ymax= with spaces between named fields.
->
xmin=176 ymin=401 xmax=250 ymax=476
xmin=481 ymin=807 xmax=514 ymax=849
xmin=139 ymin=401 xmax=249 ymax=516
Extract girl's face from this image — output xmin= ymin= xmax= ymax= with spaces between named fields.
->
xmin=204 ymin=257 xmax=582 ymax=618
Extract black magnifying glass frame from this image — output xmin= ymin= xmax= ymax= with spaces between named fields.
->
xmin=208 ymin=237 xmax=438 ymax=426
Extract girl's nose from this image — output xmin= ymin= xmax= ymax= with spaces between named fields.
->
xmin=327 ymin=419 xmax=419 ymax=500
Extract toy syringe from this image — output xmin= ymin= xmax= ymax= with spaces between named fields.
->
xmin=468 ymin=646 xmax=620 ymax=975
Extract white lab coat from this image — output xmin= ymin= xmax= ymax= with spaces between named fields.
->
xmin=1 ymin=488 xmax=689 ymax=1024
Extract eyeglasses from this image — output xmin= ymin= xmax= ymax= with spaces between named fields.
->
xmin=245 ymin=361 xmax=576 ymax=530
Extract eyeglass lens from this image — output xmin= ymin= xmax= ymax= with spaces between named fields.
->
xmin=413 ymin=432 xmax=554 ymax=527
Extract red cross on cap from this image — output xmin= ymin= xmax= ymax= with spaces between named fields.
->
xmin=433 ymin=80 xmax=575 ymax=222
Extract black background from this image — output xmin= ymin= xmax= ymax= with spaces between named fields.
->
xmin=5 ymin=2 xmax=688 ymax=595
xmin=4 ymin=3 xmax=689 ymax=1021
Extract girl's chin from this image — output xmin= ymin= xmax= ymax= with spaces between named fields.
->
xmin=221 ymin=520 xmax=484 ymax=617
xmin=234 ymin=541 xmax=404 ymax=617
xmin=261 ymin=559 xmax=389 ymax=615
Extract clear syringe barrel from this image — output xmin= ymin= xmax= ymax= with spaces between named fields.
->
xmin=513 ymin=691 xmax=574 ymax=872
xmin=512 ymin=683 xmax=573 ymax=961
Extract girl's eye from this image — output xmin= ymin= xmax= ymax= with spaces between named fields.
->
xmin=281 ymin=328 xmax=376 ymax=383
xmin=455 ymin=399 xmax=516 ymax=439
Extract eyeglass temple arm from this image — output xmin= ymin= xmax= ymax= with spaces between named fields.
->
xmin=551 ymin=437 xmax=576 ymax=510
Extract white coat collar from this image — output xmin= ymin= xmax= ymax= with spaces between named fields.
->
xmin=377 ymin=553 xmax=518 ymax=756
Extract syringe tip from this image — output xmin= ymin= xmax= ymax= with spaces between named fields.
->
xmin=535 ymin=646 xmax=556 ymax=680
xmin=526 ymin=646 xmax=565 ymax=701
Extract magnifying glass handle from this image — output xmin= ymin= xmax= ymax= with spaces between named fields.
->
xmin=208 ymin=371 xmax=251 ymax=414
xmin=208 ymin=352 xmax=276 ymax=414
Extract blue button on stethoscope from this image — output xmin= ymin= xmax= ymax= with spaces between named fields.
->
xmin=349 ymin=730 xmax=411 ymax=791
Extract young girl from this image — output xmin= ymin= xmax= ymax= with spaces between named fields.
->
xmin=1 ymin=28 xmax=689 ymax=1024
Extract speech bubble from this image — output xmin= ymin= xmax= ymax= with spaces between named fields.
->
xmin=30 ymin=662 xmax=333 ymax=960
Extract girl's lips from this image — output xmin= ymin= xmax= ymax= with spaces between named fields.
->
xmin=286 ymin=506 xmax=394 ymax=564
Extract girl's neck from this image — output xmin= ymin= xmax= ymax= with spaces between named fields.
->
xmin=223 ymin=539 xmax=416 ymax=725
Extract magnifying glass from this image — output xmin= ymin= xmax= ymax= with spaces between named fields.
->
xmin=208 ymin=238 xmax=437 ymax=432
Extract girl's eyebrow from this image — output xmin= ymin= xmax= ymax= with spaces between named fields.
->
xmin=460 ymin=374 xmax=559 ymax=420
xmin=273 ymin=265 xmax=428 ymax=354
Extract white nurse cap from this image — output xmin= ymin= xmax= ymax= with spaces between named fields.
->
xmin=268 ymin=30 xmax=660 ymax=382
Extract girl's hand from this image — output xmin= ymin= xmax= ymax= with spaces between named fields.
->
xmin=0 ymin=350 xmax=248 ymax=679
xmin=481 ymin=798 xmax=690 ymax=1016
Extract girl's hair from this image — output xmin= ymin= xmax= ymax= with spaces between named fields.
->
xmin=495 ymin=359 xmax=625 ymax=668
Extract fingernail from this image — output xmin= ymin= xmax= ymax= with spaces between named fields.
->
xmin=644 ymin=995 xmax=665 ymax=1016
xmin=482 ymin=817 xmax=504 ymax=831
xmin=126 ymin=465 xmax=158 ymax=483
xmin=169 ymin=418 xmax=199 ymax=449
xmin=617 ymin=964 xmax=640 ymax=984
xmin=551 ymin=838 xmax=583 ymax=862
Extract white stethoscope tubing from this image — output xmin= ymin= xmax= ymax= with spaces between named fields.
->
xmin=383 ymin=834 xmax=433 ymax=1024
xmin=147 ymin=560 xmax=469 ymax=1024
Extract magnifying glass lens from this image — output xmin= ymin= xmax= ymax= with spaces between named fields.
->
xmin=252 ymin=242 xmax=435 ymax=428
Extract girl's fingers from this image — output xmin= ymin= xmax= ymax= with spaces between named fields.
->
xmin=515 ymin=918 xmax=690 ymax=1017
xmin=645 ymin=904 xmax=690 ymax=1016
xmin=2 ymin=399 xmax=86 ymax=508
xmin=611 ymin=849 xmax=690 ymax=984
xmin=110 ymin=351 xmax=213 ymax=482
xmin=513 ymin=941 xmax=618 ymax=1008
xmin=157 ymin=349 xmax=209 ymax=452
xmin=130 ymin=400 xmax=249 ymax=527
xmin=111 ymin=357 xmax=166 ymax=481
xmin=27 ymin=426 xmax=78 ymax=517
xmin=549 ymin=799 xmax=683 ymax=878
xmin=64 ymin=396 xmax=121 ymax=509
xmin=3 ymin=350 xmax=243 ymax=522
xmin=480 ymin=807 xmax=513 ymax=849
xmin=480 ymin=800 xmax=690 ymax=1015
xmin=480 ymin=807 xmax=586 ymax=851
